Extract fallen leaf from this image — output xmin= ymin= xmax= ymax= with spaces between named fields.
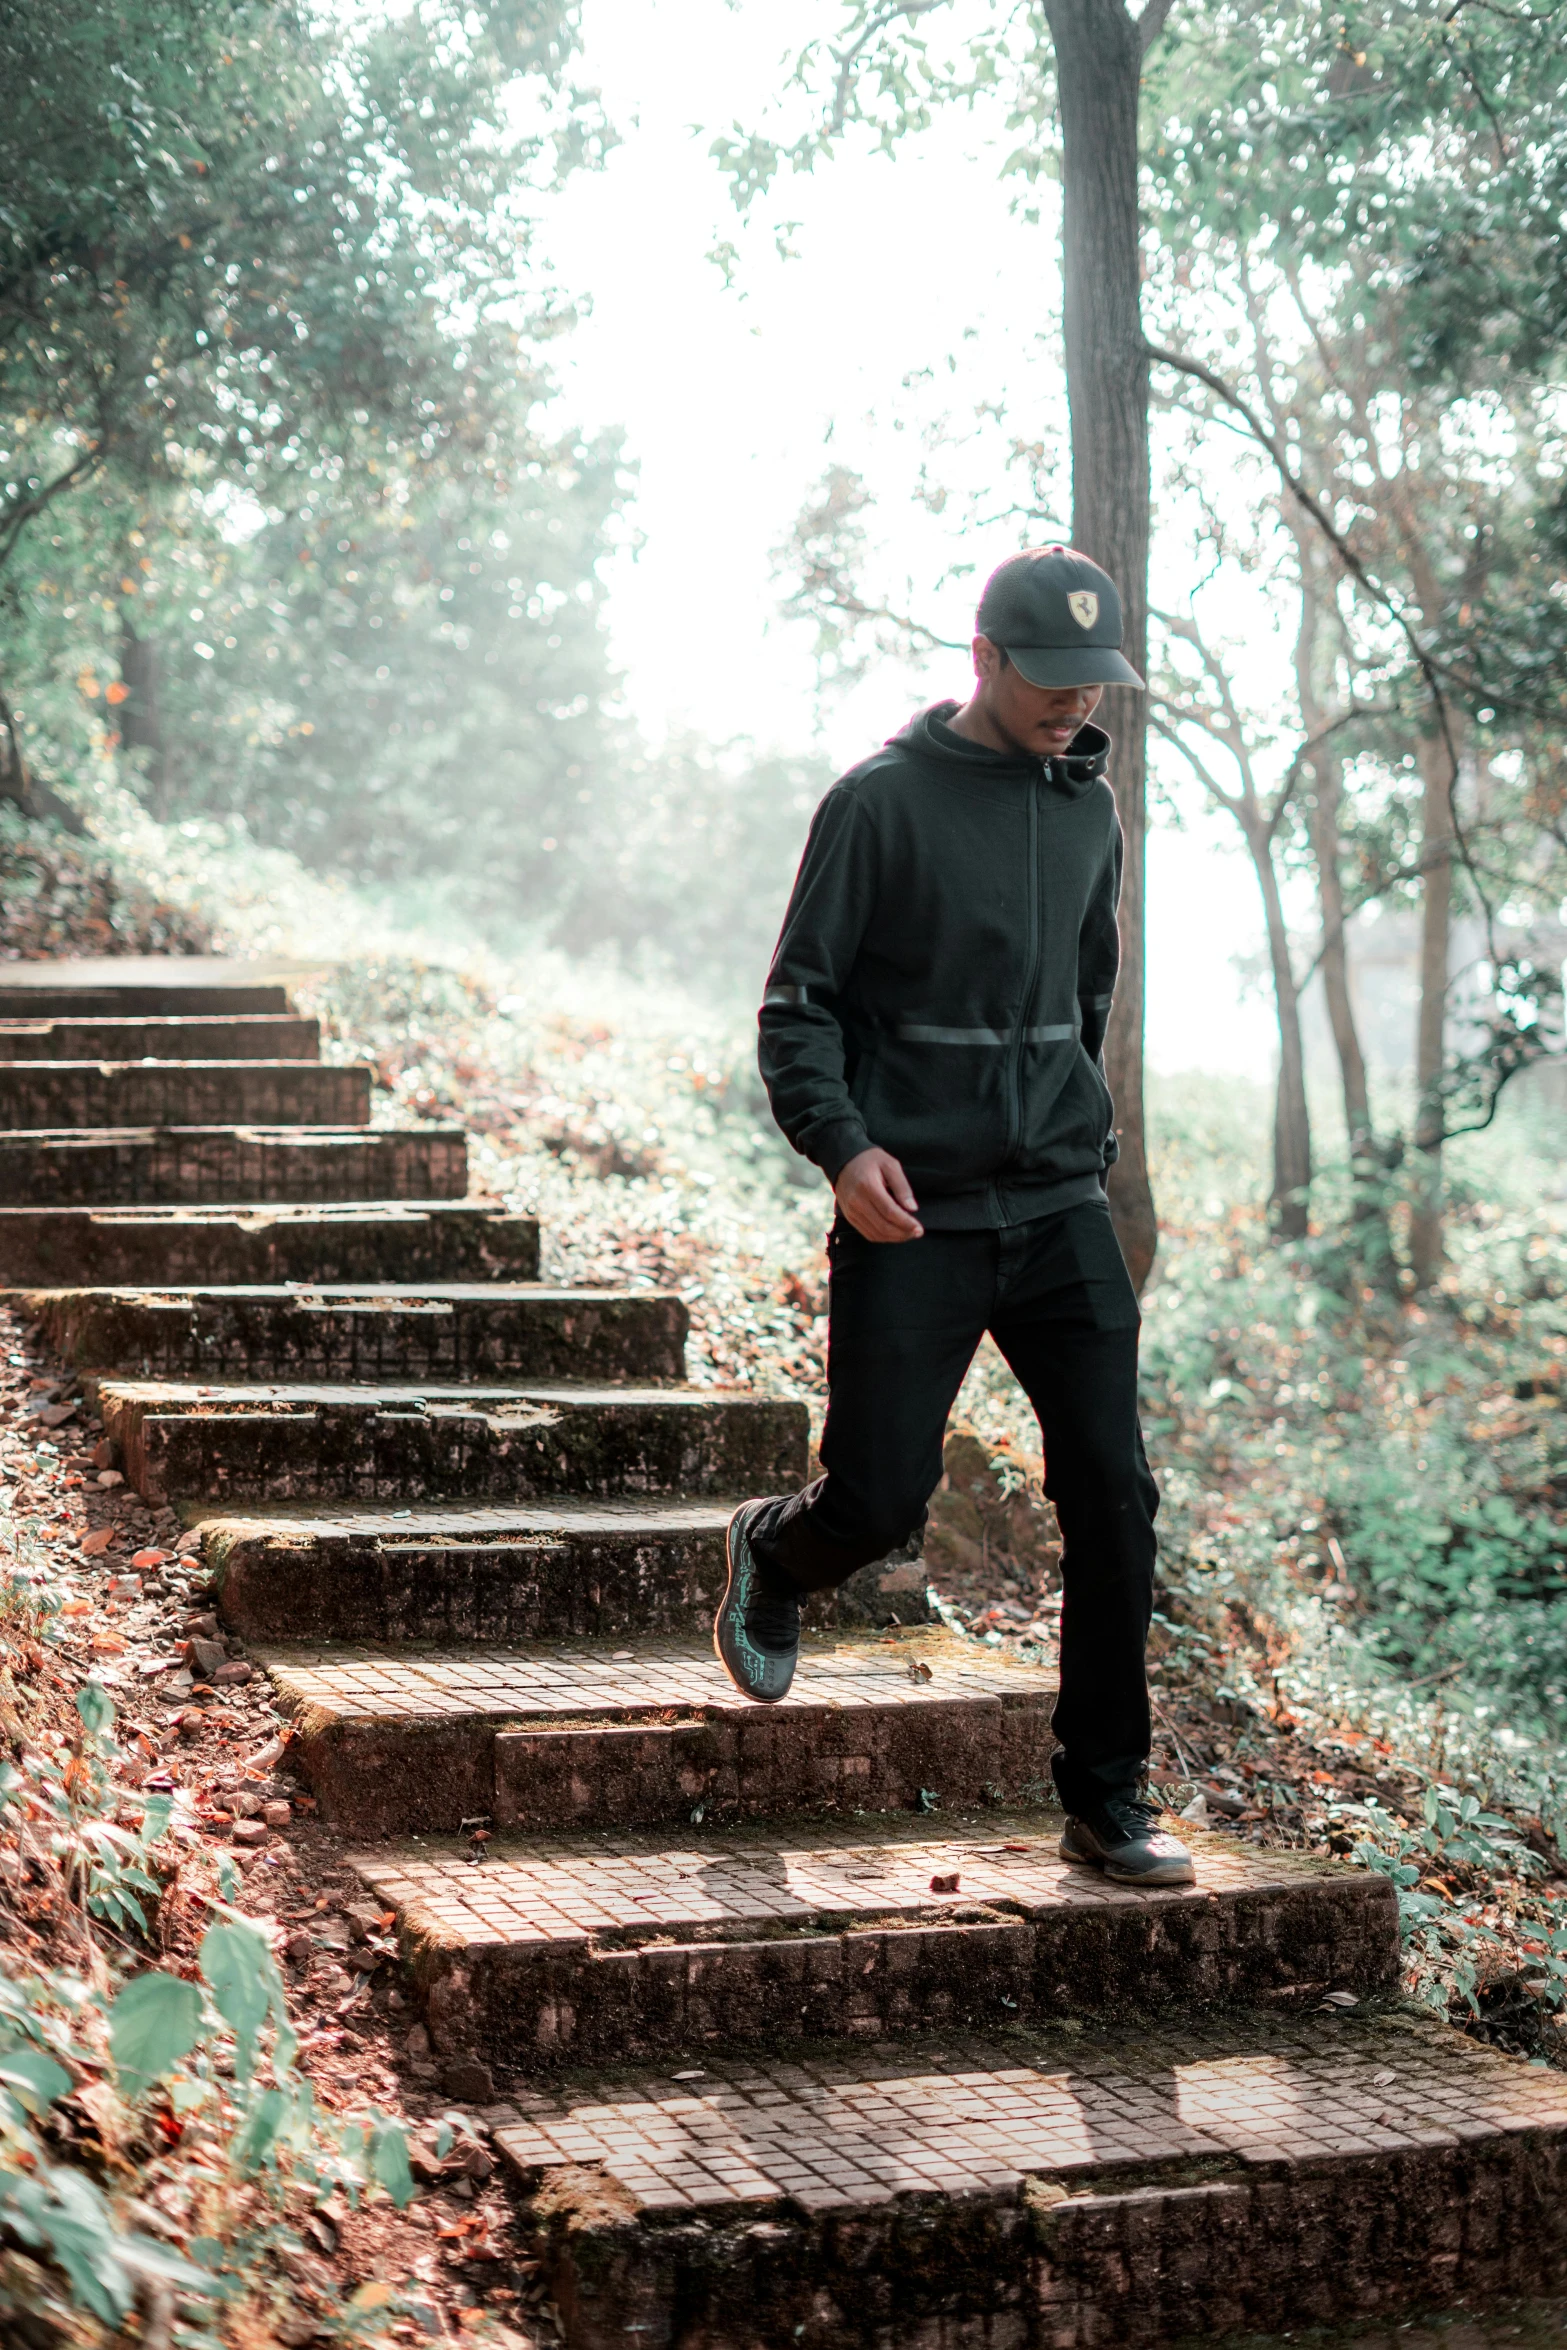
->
xmin=81 ymin=1529 xmax=115 ymax=1557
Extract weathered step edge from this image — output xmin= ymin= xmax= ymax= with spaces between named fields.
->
xmin=205 ymin=1507 xmax=930 ymax=1647
xmin=94 ymin=1382 xmax=811 ymax=1507
xmin=0 ymin=1201 xmax=538 ymax=1287
xmin=0 ymin=1125 xmax=469 ymax=1205
xmin=0 ymin=1014 xmax=320 ymax=1061
xmin=260 ymin=1637 xmax=1054 ymax=1832
xmin=0 ymin=985 xmax=290 ymax=1018
xmin=28 ymin=1284 xmax=690 ymax=1386
xmin=358 ymin=1841 xmax=1399 ymax=2069
xmin=504 ymin=2026 xmax=1567 ymax=2350
xmin=0 ymin=1060 xmax=372 ymax=1132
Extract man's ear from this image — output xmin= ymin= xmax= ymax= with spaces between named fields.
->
xmin=972 ymin=633 xmax=1001 ymax=682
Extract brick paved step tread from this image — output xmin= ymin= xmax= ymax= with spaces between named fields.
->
xmin=95 ymin=1377 xmax=810 ymax=1505
xmin=0 ymin=1014 xmax=320 ymax=1061
xmin=199 ymin=1496 xmax=927 ymax=1646
xmin=260 ymin=1627 xmax=1051 ymax=1832
xmin=351 ymin=1814 xmax=1397 ymax=2068
xmin=0 ymin=1125 xmax=467 ymax=1205
xmin=30 ymin=1282 xmax=689 ymax=1384
xmin=0 ymin=1059 xmax=370 ymax=1131
xmin=493 ymin=2012 xmax=1567 ymax=2347
xmin=0 ymin=1201 xmax=538 ymax=1287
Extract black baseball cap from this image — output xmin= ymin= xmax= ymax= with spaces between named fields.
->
xmin=975 ymin=546 xmax=1145 ymax=688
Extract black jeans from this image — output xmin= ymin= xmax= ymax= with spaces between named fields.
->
xmin=750 ymin=1197 xmax=1158 ymax=1811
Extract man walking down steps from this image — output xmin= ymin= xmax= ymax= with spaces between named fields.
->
xmin=714 ymin=545 xmax=1194 ymax=1891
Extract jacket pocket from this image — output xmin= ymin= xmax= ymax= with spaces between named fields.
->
xmin=1020 ymin=1046 xmax=1112 ymax=1177
xmin=854 ymin=1037 xmax=1011 ymax=1190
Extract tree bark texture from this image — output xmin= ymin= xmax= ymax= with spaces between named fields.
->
xmin=1041 ymin=0 xmax=1158 ymax=1292
xmin=119 ymin=622 xmax=169 ymax=814
xmin=0 ymin=678 xmax=27 ymax=814
xmin=1306 ymin=749 xmax=1372 ymax=1154
xmin=1243 ymin=815 xmax=1311 ymax=1238
xmin=1409 ymin=728 xmax=1455 ymax=1288
xmin=1290 ymin=569 xmax=1373 ymax=1163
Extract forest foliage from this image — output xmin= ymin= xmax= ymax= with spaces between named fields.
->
xmin=1 ymin=0 xmax=830 ymax=961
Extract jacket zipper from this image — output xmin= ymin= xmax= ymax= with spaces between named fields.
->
xmin=1005 ymin=769 xmax=1045 ymax=1176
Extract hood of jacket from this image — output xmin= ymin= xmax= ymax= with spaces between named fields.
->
xmin=890 ymin=701 xmax=1112 ymax=800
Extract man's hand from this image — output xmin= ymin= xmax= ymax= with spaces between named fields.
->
xmin=834 ymin=1147 xmax=924 ymax=1243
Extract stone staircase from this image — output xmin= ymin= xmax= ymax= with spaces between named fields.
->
xmin=6 ymin=957 xmax=1567 ymax=2348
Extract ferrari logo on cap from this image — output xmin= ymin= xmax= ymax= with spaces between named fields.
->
xmin=1067 ymin=590 xmax=1099 ymax=629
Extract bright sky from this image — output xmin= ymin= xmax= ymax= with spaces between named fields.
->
xmin=540 ymin=0 xmax=1284 ymax=1079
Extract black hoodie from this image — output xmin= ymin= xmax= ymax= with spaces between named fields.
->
xmin=757 ymin=700 xmax=1122 ymax=1229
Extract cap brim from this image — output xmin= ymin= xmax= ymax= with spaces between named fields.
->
xmin=1004 ymin=645 xmax=1145 ymax=689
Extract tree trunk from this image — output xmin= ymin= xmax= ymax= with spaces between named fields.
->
xmin=1289 ymin=560 xmax=1374 ymax=1169
xmin=1409 ymin=728 xmax=1455 ymax=1288
xmin=119 ymin=622 xmax=169 ymax=814
xmin=1306 ymin=747 xmax=1372 ymax=1161
xmin=1041 ymin=0 xmax=1157 ymax=1292
xmin=0 ymin=676 xmax=86 ymax=835
xmin=0 ymin=676 xmax=27 ymax=814
xmin=1243 ymin=815 xmax=1312 ymax=1238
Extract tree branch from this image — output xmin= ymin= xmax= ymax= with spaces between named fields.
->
xmin=0 ymin=445 xmax=105 ymax=575
xmin=1136 ymin=0 xmax=1179 ymax=57
xmin=1144 ymin=336 xmax=1499 ymax=946
xmin=828 ymin=0 xmax=953 ymax=133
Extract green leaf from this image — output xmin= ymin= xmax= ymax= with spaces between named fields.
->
xmin=369 ymin=2120 xmax=416 ymax=2210
xmin=109 ymin=1971 xmax=204 ymax=2104
xmin=0 ymin=2045 xmax=71 ymax=2114
xmin=231 ymin=2086 xmax=289 ymax=2174
xmin=199 ymin=1919 xmax=279 ymax=2085
xmin=74 ymin=1681 xmax=114 ymax=1741
xmin=0 ymin=2166 xmax=199 ymax=2322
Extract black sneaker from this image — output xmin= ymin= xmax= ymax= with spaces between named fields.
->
xmin=1059 ymin=1791 xmax=1196 ymax=1887
xmin=713 ymin=1499 xmax=801 ymax=1704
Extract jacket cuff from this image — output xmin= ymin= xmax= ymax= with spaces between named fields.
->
xmin=811 ymin=1118 xmax=874 ymax=1185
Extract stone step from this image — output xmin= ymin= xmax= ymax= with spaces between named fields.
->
xmin=95 ymin=1377 xmax=809 ymax=1505
xmin=494 ymin=2011 xmax=1567 ymax=2347
xmin=0 ymin=1126 xmax=467 ymax=1206
xmin=0 ymin=1201 xmax=537 ymax=1287
xmin=259 ymin=1627 xmax=1049 ymax=1833
xmin=31 ymin=1282 xmax=689 ymax=1385
xmin=0 ymin=982 xmax=290 ymax=1019
xmin=199 ymin=1497 xmax=928 ymax=1647
xmin=350 ymin=1815 xmax=1397 ymax=2072
xmin=0 ymin=1059 xmax=369 ymax=1130
xmin=0 ymin=1014 xmax=320 ymax=1061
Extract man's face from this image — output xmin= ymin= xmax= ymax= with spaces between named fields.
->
xmin=973 ymin=636 xmax=1104 ymax=758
